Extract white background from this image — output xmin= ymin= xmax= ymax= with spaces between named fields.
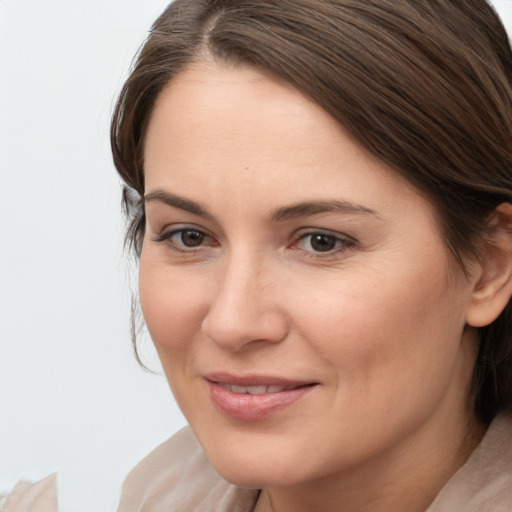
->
xmin=1 ymin=1 xmax=512 ymax=511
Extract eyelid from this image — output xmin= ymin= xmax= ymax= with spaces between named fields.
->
xmin=291 ymin=228 xmax=356 ymax=255
xmin=294 ymin=227 xmax=355 ymax=242
xmin=151 ymin=224 xmax=217 ymax=250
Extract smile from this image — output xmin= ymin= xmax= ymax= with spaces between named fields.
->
xmin=216 ymin=383 xmax=303 ymax=394
xmin=205 ymin=374 xmax=318 ymax=421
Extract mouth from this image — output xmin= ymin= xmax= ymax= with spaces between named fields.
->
xmin=204 ymin=373 xmax=318 ymax=421
xmin=216 ymin=383 xmax=307 ymax=394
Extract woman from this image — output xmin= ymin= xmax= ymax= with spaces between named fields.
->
xmin=112 ymin=1 xmax=512 ymax=511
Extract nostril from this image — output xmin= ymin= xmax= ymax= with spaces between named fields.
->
xmin=201 ymin=307 xmax=288 ymax=350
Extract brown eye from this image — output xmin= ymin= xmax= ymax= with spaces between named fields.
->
xmin=294 ymin=231 xmax=354 ymax=255
xmin=179 ymin=230 xmax=206 ymax=247
xmin=152 ymin=226 xmax=215 ymax=252
xmin=310 ymin=234 xmax=337 ymax=252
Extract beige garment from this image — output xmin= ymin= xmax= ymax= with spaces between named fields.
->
xmin=0 ymin=474 xmax=57 ymax=512
xmin=117 ymin=428 xmax=258 ymax=512
xmin=426 ymin=412 xmax=512 ymax=512
xmin=118 ymin=413 xmax=512 ymax=512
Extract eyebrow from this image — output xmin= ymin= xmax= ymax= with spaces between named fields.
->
xmin=144 ymin=189 xmax=379 ymax=222
xmin=271 ymin=200 xmax=379 ymax=221
xmin=144 ymin=189 xmax=214 ymax=219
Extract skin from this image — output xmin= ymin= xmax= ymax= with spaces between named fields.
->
xmin=139 ymin=62 xmax=487 ymax=512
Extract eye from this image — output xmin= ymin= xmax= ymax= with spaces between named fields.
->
xmin=173 ymin=229 xmax=206 ymax=247
xmin=294 ymin=231 xmax=355 ymax=254
xmin=152 ymin=227 xmax=215 ymax=251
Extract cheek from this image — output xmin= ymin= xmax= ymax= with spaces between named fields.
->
xmin=138 ymin=255 xmax=209 ymax=355
xmin=291 ymin=261 xmax=467 ymax=391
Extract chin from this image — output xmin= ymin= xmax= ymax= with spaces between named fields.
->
xmin=199 ymin=436 xmax=316 ymax=490
xmin=213 ymin=459 xmax=303 ymax=489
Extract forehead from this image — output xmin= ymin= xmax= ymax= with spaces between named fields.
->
xmin=145 ymin=62 xmax=345 ymax=167
xmin=144 ymin=62 xmax=434 ymax=225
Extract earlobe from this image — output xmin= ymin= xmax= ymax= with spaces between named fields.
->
xmin=466 ymin=202 xmax=512 ymax=328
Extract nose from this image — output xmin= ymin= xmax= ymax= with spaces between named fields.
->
xmin=201 ymin=256 xmax=288 ymax=351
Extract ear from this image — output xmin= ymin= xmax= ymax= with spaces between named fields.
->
xmin=466 ymin=202 xmax=512 ymax=328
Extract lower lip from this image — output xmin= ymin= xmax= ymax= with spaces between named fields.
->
xmin=206 ymin=381 xmax=316 ymax=421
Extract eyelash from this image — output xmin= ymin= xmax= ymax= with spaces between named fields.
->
xmin=294 ymin=231 xmax=356 ymax=257
xmin=152 ymin=228 xmax=217 ymax=254
xmin=152 ymin=227 xmax=356 ymax=258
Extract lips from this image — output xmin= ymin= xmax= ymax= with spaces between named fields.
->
xmin=217 ymin=383 xmax=303 ymax=394
xmin=204 ymin=373 xmax=317 ymax=421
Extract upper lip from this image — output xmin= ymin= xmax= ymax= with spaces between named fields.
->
xmin=204 ymin=372 xmax=317 ymax=387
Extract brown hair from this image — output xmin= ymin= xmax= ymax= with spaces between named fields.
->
xmin=111 ymin=0 xmax=512 ymax=424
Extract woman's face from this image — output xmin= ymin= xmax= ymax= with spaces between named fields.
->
xmin=140 ymin=63 xmax=479 ymax=489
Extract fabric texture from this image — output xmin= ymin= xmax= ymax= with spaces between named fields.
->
xmin=426 ymin=412 xmax=512 ymax=512
xmin=118 ymin=413 xmax=512 ymax=512
xmin=0 ymin=474 xmax=57 ymax=512
xmin=117 ymin=428 xmax=258 ymax=512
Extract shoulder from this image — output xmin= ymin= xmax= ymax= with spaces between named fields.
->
xmin=117 ymin=427 xmax=258 ymax=512
xmin=0 ymin=474 xmax=57 ymax=512
xmin=428 ymin=412 xmax=512 ymax=512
